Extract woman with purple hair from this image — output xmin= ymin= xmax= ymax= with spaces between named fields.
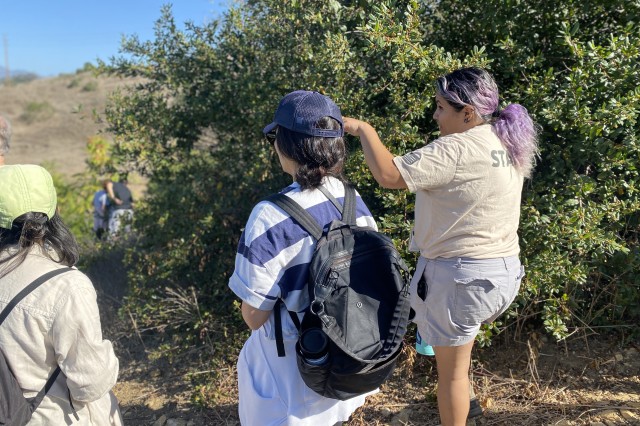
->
xmin=344 ymin=67 xmax=539 ymax=426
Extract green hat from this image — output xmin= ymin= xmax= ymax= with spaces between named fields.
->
xmin=0 ymin=165 xmax=57 ymax=229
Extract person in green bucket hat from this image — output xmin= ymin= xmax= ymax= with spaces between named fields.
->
xmin=0 ymin=164 xmax=123 ymax=425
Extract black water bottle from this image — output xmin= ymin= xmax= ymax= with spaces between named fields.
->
xmin=299 ymin=328 xmax=329 ymax=366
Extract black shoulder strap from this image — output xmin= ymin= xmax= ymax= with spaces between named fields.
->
xmin=273 ymin=299 xmax=301 ymax=357
xmin=28 ymin=366 xmax=62 ymax=408
xmin=266 ymin=193 xmax=323 ymax=240
xmin=0 ymin=267 xmax=73 ymax=412
xmin=317 ymin=185 xmax=343 ymax=214
xmin=273 ymin=299 xmax=285 ymax=357
xmin=341 ymin=183 xmax=357 ymax=226
xmin=266 ymin=183 xmax=358 ymax=240
xmin=0 ymin=267 xmax=74 ymax=326
xmin=317 ymin=183 xmax=357 ymax=227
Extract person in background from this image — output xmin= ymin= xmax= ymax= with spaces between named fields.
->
xmin=106 ymin=175 xmax=134 ymax=237
xmin=0 ymin=164 xmax=123 ymax=425
xmin=0 ymin=113 xmax=11 ymax=166
xmin=92 ymin=179 xmax=111 ymax=240
xmin=229 ymin=90 xmax=378 ymax=425
xmin=344 ymin=67 xmax=539 ymax=426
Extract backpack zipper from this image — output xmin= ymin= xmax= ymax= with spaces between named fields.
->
xmin=315 ymin=244 xmax=404 ymax=289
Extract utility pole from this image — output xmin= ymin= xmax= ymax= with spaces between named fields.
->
xmin=3 ymin=35 xmax=9 ymax=83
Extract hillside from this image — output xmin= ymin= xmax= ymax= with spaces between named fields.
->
xmin=0 ymin=65 xmax=37 ymax=81
xmin=0 ymin=71 xmax=135 ymax=177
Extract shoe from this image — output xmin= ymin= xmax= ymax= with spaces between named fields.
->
xmin=468 ymin=397 xmax=483 ymax=419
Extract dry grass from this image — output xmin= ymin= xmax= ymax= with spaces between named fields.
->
xmin=1 ymin=73 xmax=126 ymax=176
xmin=99 ymin=288 xmax=640 ymax=426
xmin=337 ymin=332 xmax=640 ymax=426
xmin=85 ymin=247 xmax=639 ymax=426
xmin=1 ymin=73 xmax=147 ymax=199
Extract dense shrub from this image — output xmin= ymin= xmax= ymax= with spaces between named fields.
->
xmin=426 ymin=0 xmax=640 ymax=339
xmin=98 ymin=0 xmax=639 ymax=353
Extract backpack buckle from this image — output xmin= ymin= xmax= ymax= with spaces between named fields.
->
xmin=310 ymin=300 xmax=325 ymax=316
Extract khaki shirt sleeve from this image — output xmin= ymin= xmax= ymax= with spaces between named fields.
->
xmin=393 ymin=137 xmax=459 ymax=192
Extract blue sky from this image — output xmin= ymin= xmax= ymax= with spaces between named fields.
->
xmin=2 ymin=1 xmax=227 ymax=77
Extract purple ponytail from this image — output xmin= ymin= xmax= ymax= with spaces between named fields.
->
xmin=493 ymin=104 xmax=539 ymax=178
xmin=436 ymin=67 xmax=540 ymax=178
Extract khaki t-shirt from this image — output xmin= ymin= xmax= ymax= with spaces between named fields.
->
xmin=393 ymin=124 xmax=524 ymax=259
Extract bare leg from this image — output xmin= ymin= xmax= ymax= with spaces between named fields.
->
xmin=434 ymin=341 xmax=474 ymax=426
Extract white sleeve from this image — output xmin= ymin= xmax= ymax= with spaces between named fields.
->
xmin=228 ymin=202 xmax=282 ymax=311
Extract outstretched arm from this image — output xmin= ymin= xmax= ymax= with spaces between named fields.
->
xmin=343 ymin=117 xmax=407 ymax=189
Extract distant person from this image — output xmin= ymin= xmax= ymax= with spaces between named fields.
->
xmin=344 ymin=67 xmax=539 ymax=426
xmin=106 ymin=175 xmax=134 ymax=237
xmin=0 ymin=113 xmax=11 ymax=166
xmin=93 ymin=179 xmax=111 ymax=240
xmin=0 ymin=164 xmax=123 ymax=425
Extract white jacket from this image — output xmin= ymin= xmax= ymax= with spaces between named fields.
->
xmin=0 ymin=245 xmax=122 ymax=425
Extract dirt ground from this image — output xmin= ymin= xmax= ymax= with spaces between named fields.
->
xmin=89 ymin=258 xmax=640 ymax=426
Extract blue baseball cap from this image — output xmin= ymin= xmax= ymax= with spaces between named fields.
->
xmin=263 ymin=90 xmax=344 ymax=138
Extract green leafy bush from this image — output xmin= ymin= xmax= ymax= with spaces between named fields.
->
xmin=47 ymin=166 xmax=98 ymax=245
xmin=427 ymin=0 xmax=640 ymax=339
xmin=98 ymin=0 xmax=639 ymax=357
xmin=67 ymin=78 xmax=81 ymax=89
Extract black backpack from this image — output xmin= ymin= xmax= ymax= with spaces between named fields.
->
xmin=0 ymin=268 xmax=72 ymax=426
xmin=268 ymin=183 xmax=412 ymax=401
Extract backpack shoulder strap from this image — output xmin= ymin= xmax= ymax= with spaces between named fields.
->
xmin=273 ymin=299 xmax=301 ymax=357
xmin=0 ymin=267 xmax=74 ymax=326
xmin=316 ymin=185 xmax=343 ymax=214
xmin=265 ymin=192 xmax=319 ymax=358
xmin=341 ymin=183 xmax=357 ymax=226
xmin=0 ymin=267 xmax=73 ymax=415
xmin=317 ymin=183 xmax=357 ymax=227
xmin=27 ymin=366 xmax=62 ymax=407
xmin=265 ymin=193 xmax=323 ymax=240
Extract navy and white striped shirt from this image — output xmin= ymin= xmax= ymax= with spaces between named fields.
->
xmin=229 ymin=177 xmax=377 ymax=340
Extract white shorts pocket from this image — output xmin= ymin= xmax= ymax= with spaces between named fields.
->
xmin=452 ymin=277 xmax=499 ymax=326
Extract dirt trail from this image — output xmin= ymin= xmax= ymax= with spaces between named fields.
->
xmin=89 ymin=251 xmax=640 ymax=426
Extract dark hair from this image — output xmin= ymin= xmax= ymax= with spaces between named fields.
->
xmin=0 ymin=212 xmax=79 ymax=278
xmin=275 ymin=116 xmax=347 ymax=190
xmin=436 ymin=67 xmax=540 ymax=178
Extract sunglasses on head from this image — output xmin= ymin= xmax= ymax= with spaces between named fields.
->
xmin=265 ymin=128 xmax=278 ymax=145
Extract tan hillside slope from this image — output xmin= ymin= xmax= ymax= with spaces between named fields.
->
xmin=1 ymin=72 xmax=135 ymax=177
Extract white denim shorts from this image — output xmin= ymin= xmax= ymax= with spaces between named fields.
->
xmin=409 ymin=256 xmax=524 ymax=347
